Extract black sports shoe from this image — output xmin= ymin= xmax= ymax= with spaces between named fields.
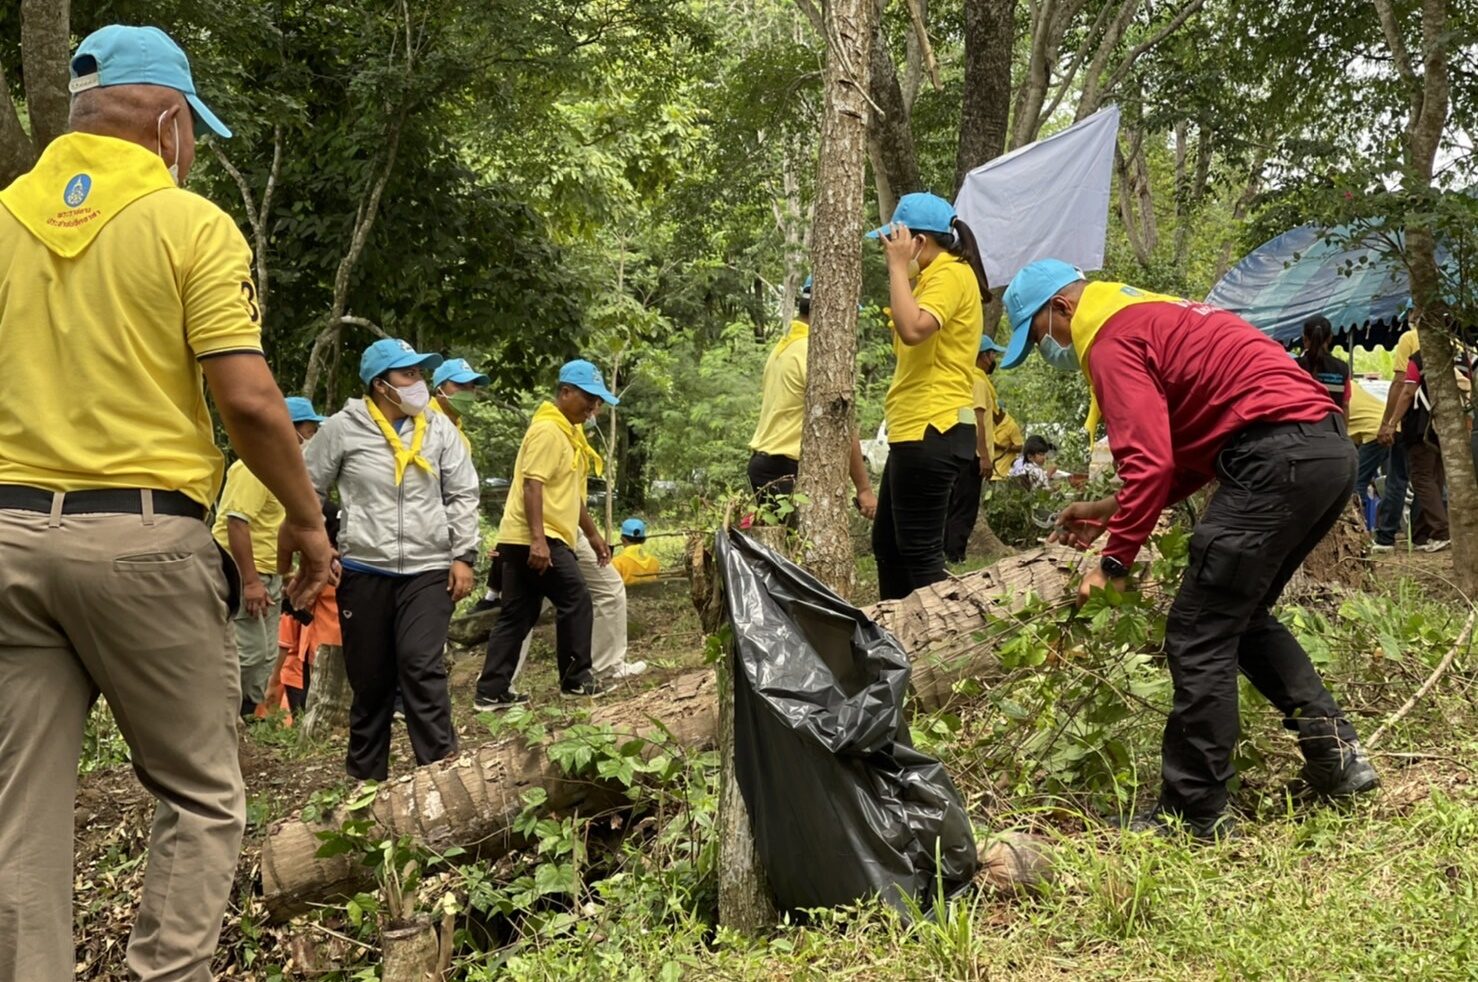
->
xmin=474 ymin=691 xmax=528 ymax=712
xmin=559 ymin=680 xmax=608 ymax=699
xmin=1109 ymin=808 xmax=1237 ymax=842
xmin=1297 ymin=717 xmax=1380 ymax=798
xmin=471 ymin=596 xmax=503 ymax=614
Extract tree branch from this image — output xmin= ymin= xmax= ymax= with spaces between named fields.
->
xmin=903 ymin=0 xmax=943 ymax=93
xmin=1091 ymin=0 xmax=1210 ymax=117
xmin=793 ymin=0 xmax=825 ymax=35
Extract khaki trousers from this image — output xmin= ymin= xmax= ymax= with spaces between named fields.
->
xmin=0 ymin=508 xmax=244 ymax=982
xmin=232 ymin=572 xmax=282 ymax=708
xmin=509 ymin=533 xmax=631 ymax=683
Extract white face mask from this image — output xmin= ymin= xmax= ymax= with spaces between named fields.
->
xmin=384 ymin=379 xmax=430 ymax=414
xmin=157 ymin=110 xmax=181 ymax=186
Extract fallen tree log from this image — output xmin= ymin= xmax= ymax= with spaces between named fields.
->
xmin=258 ymin=544 xmax=1088 ymax=921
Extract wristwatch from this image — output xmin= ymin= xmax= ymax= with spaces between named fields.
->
xmin=1100 ymin=555 xmax=1129 ymax=579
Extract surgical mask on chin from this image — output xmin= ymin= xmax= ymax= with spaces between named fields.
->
xmin=445 ymin=391 xmax=478 ymax=415
xmin=157 ymin=111 xmax=181 ymax=186
xmin=387 ymin=380 xmax=430 ymax=414
xmin=1037 ymin=310 xmax=1080 ymax=372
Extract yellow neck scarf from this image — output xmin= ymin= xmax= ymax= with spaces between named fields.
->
xmin=774 ymin=319 xmax=810 ymax=357
xmin=365 ymin=398 xmax=434 ymax=485
xmin=1068 ymin=281 xmax=1184 ymax=434
xmin=533 ymin=401 xmax=605 ymax=478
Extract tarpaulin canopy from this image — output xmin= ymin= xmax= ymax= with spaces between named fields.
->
xmin=1205 ymin=224 xmax=1454 ymax=350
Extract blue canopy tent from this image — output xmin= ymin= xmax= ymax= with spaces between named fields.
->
xmin=1205 ymin=224 xmax=1455 ymax=350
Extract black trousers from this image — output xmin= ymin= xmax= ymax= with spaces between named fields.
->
xmin=477 ymin=540 xmax=594 ymax=697
xmin=1160 ymin=414 xmax=1358 ymax=818
xmin=872 ymin=424 xmax=974 ymax=601
xmin=943 ymin=455 xmax=984 ymax=563
xmin=748 ymin=451 xmax=800 ymax=511
xmin=1406 ymin=441 xmax=1449 ymax=543
xmin=338 ymin=568 xmax=457 ymax=780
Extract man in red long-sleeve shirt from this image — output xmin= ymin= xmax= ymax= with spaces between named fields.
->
xmin=999 ymin=259 xmax=1379 ymax=839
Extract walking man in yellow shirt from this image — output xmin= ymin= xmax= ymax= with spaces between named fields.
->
xmin=747 ymin=276 xmax=877 ymax=519
xmin=214 ymin=396 xmax=326 ymax=716
xmin=476 ymin=361 xmax=618 ymax=706
xmin=0 ymin=26 xmax=332 ymax=982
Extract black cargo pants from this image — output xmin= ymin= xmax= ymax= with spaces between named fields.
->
xmin=1159 ymin=413 xmax=1360 ymax=818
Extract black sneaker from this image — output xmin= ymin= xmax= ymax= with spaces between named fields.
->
xmin=472 ymin=596 xmax=503 ymax=614
xmin=473 ymin=692 xmax=528 ymax=712
xmin=559 ymin=680 xmax=607 ymax=699
xmin=1297 ymin=718 xmax=1380 ymax=798
xmin=1109 ymin=808 xmax=1237 ymax=842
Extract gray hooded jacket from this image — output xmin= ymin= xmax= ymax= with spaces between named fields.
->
xmin=305 ymin=399 xmax=480 ymax=574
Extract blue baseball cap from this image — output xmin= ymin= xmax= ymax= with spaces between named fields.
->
xmin=359 ymin=338 xmax=443 ymax=385
xmin=865 ymin=192 xmax=956 ymax=239
xmin=285 ymin=396 xmax=325 ymax=424
xmin=1001 ymin=259 xmax=1086 ymax=369
xmin=979 ymin=336 xmax=1007 ymax=355
xmin=621 ymin=518 xmax=647 ymax=539
xmin=558 ymin=359 xmax=619 ymax=406
xmin=801 ymin=275 xmax=813 ymax=300
xmin=432 ymin=358 xmax=490 ymax=390
xmin=70 ymin=26 xmax=231 ymax=139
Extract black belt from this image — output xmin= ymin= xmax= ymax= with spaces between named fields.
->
xmin=0 ymin=485 xmax=207 ymax=520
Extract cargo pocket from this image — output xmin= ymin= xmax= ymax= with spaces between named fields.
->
xmin=1190 ymin=527 xmax=1262 ymax=602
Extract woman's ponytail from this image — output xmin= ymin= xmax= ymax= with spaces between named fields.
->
xmin=946 ymin=217 xmax=990 ymax=298
xmin=1299 ymin=315 xmax=1333 ymax=370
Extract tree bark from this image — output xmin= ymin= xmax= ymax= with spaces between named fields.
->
xmin=299 ymin=645 xmax=351 ymax=742
xmin=797 ymin=0 xmax=881 ymax=599
xmin=1374 ymin=0 xmax=1475 ymax=595
xmin=259 ymin=545 xmax=1090 ymax=921
xmin=715 ymin=634 xmax=778 ymax=931
xmin=867 ymin=13 xmax=921 ymax=215
xmin=379 ymin=916 xmax=440 ymax=982
xmin=954 ymin=0 xmax=1016 ymax=192
xmin=0 ymin=57 xmax=37 ymax=187
xmin=19 ymin=0 xmax=71 ymax=152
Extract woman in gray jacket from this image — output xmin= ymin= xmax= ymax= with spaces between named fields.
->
xmin=305 ymin=338 xmax=481 ymax=780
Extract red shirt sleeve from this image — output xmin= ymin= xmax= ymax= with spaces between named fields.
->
xmin=1405 ymin=360 xmax=1421 ymax=384
xmin=1091 ymin=334 xmax=1177 ymax=566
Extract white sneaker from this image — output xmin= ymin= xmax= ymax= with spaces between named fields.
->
xmin=602 ymin=660 xmax=649 ymax=682
xmin=1370 ymin=542 xmax=1396 ymax=553
xmin=1419 ymin=539 xmax=1451 ymax=553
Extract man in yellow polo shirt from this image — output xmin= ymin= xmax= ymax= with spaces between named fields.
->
xmin=747 ymin=276 xmax=877 ymax=519
xmin=945 ymin=336 xmax=1004 ymax=561
xmin=214 ymin=396 xmax=326 ymax=716
xmin=0 ymin=26 xmax=332 ymax=982
xmin=476 ymin=361 xmax=617 ymax=706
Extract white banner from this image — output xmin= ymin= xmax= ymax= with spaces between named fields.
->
xmin=954 ymin=105 xmax=1120 ymax=289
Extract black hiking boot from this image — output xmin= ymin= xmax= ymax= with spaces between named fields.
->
xmin=1297 ymin=717 xmax=1380 ymax=798
xmin=1108 ymin=808 xmax=1237 ymax=843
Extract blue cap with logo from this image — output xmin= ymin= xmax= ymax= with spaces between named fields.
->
xmin=979 ymin=335 xmax=1007 ymax=355
xmin=359 ymin=338 xmax=443 ymax=385
xmin=1001 ymin=259 xmax=1087 ymax=370
xmin=865 ymin=192 xmax=956 ymax=239
xmin=558 ymin=359 xmax=619 ymax=406
xmin=285 ymin=396 xmax=325 ymax=424
xmin=432 ymin=358 xmax=490 ymax=390
xmin=620 ymin=518 xmax=647 ymax=540
xmin=801 ymin=274 xmax=813 ymax=301
xmin=69 ymin=26 xmax=231 ymax=139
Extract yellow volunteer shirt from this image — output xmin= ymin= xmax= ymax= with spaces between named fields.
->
xmin=0 ymin=133 xmax=262 ymax=506
xmin=611 ymin=543 xmax=661 ymax=586
xmin=1346 ymin=382 xmax=1385 ymax=445
xmin=499 ymin=418 xmax=586 ymax=547
xmin=749 ymin=320 xmax=809 ymax=459
xmin=1392 ymin=328 xmax=1420 ymax=375
xmin=971 ymin=368 xmax=997 ymax=461
xmin=992 ymin=413 xmax=1023 ymax=479
xmin=212 ymin=459 xmax=286 ymax=575
xmin=885 ymin=254 xmax=982 ymax=442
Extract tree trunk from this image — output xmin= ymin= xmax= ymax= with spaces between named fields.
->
xmin=867 ymin=8 xmax=921 ymax=211
xmin=0 ymin=56 xmax=36 ymax=187
xmin=19 ymin=0 xmax=71 ymax=152
xmin=380 ymin=916 xmax=440 ymax=982
xmin=299 ymin=645 xmax=351 ymax=742
xmin=797 ymin=0 xmax=881 ymax=600
xmin=715 ymin=636 xmax=778 ymax=931
xmin=258 ymin=545 xmax=1090 ymax=920
xmin=954 ymin=0 xmax=1016 ymax=191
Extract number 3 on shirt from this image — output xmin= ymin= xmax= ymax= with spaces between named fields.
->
xmin=241 ymin=279 xmax=261 ymax=324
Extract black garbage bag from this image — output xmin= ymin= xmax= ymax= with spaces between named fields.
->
xmin=715 ymin=529 xmax=978 ymax=914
